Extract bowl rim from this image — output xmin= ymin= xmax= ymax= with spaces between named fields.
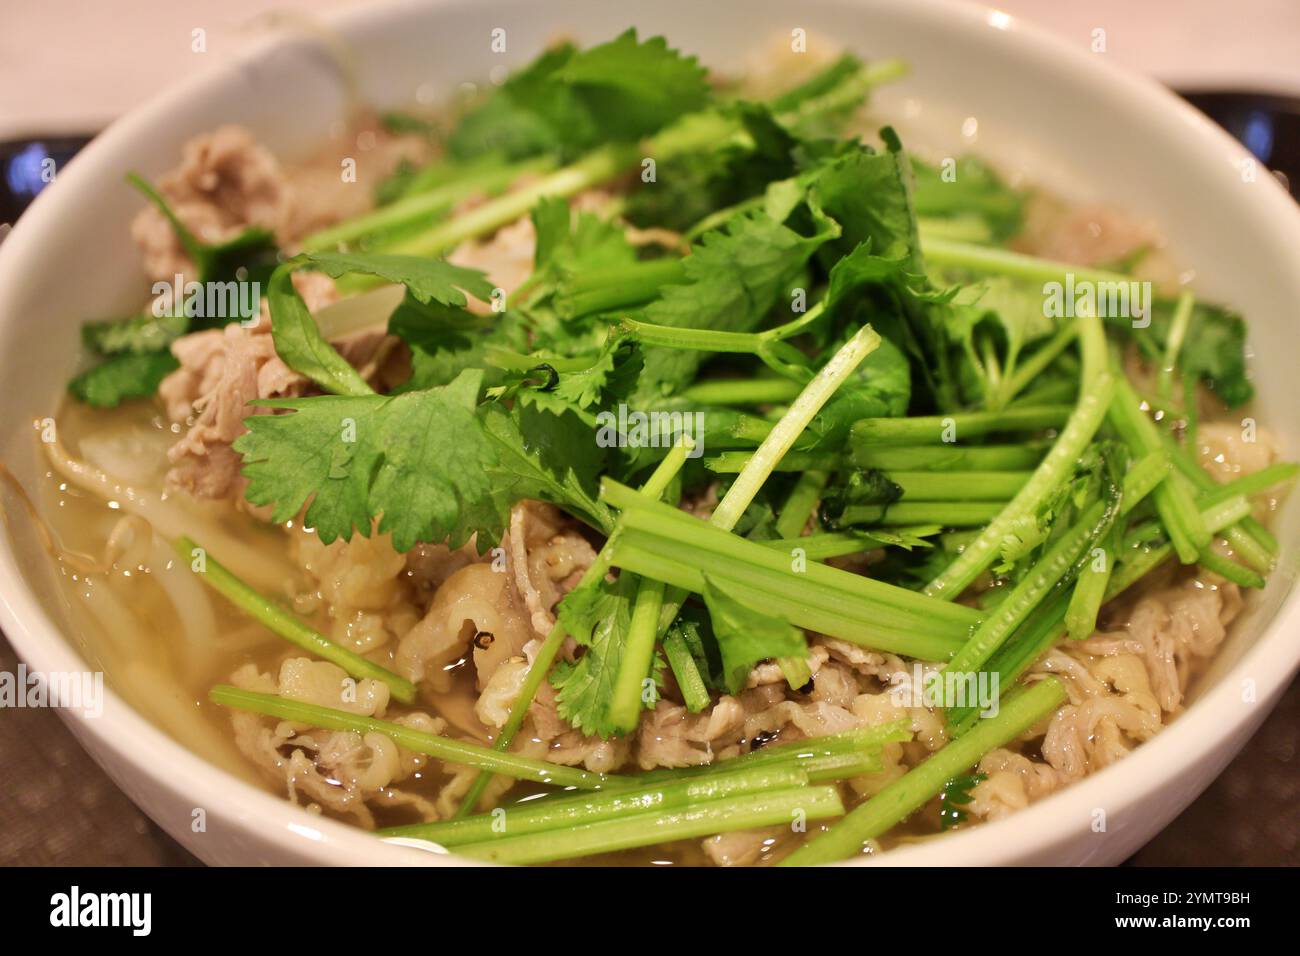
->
xmin=0 ymin=0 xmax=1297 ymax=867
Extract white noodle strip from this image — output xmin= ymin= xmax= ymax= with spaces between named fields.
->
xmin=42 ymin=429 xmax=291 ymax=592
xmin=313 ymin=284 xmax=404 ymax=340
xmin=147 ymin=534 xmax=220 ymax=682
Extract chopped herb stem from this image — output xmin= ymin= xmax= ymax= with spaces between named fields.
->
xmin=456 ymin=784 xmax=844 ymax=865
xmin=774 ymin=469 xmax=829 ymax=538
xmin=924 ymin=313 xmax=1112 ymax=599
xmin=209 ymin=685 xmax=622 ymax=789
xmin=780 ymin=677 xmax=1067 ymax=865
xmin=680 ymin=378 xmax=804 ymax=406
xmin=177 ymin=536 xmax=415 ymax=703
xmin=851 ymin=406 xmax=1072 ymax=446
xmin=943 ymin=500 xmax=1106 ymax=676
xmin=662 ymin=628 xmax=711 ymax=712
xmin=381 ymin=764 xmax=807 ymax=846
xmin=850 ymin=442 xmax=1046 ymax=472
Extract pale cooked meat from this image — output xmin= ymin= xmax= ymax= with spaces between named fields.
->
xmin=228 ymin=660 xmax=441 ymax=828
xmin=131 ymin=125 xmax=291 ymax=282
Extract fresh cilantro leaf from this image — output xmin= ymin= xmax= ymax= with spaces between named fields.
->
xmin=550 ymin=335 xmax=644 ymax=410
xmin=266 ymin=264 xmax=372 ymax=397
xmin=666 ymin=605 xmax=727 ymax=692
xmin=808 ymin=129 xmax=919 ymax=265
xmin=126 ymin=172 xmax=280 ymax=287
xmin=550 ymin=575 xmax=636 ymax=737
xmin=533 ymin=196 xmax=637 ymax=279
xmin=235 ymin=369 xmax=497 ymax=551
xmin=819 ymin=469 xmax=904 ymax=531
xmin=939 ymin=772 xmax=986 ymax=830
xmin=1108 ymin=299 xmax=1253 ymax=407
xmin=81 ymin=311 xmax=188 ymax=356
xmin=624 ymin=101 xmax=802 ymax=231
xmin=557 ymin=30 xmax=709 ymax=140
xmin=449 ymin=45 xmax=593 ymax=160
xmin=298 ymin=251 xmax=495 ymax=308
xmin=388 ymin=293 xmax=526 ymax=393
xmin=67 ymin=350 xmax=179 ymax=408
xmin=479 ymin=397 xmax=614 ymax=534
xmin=701 ymin=576 xmax=808 ymax=694
xmin=912 ymin=156 xmax=1024 ymax=240
xmin=630 ymin=210 xmax=834 ymax=403
xmin=449 ymin=31 xmax=709 ymax=162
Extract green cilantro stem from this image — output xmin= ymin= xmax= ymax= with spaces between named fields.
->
xmin=917 ymin=215 xmax=995 ymax=244
xmin=607 ymin=575 xmax=666 ymax=733
xmin=382 ymin=143 xmax=643 ymax=260
xmin=761 ymin=531 xmax=935 ymax=561
xmin=851 ymin=405 xmax=1072 ymax=446
xmin=600 ymin=495 xmax=978 ymax=659
xmin=381 ymin=764 xmax=807 ymax=847
xmin=454 ymin=439 xmax=693 ymax=815
xmin=837 ymin=501 xmax=1007 ymax=527
xmin=1161 ymin=431 xmax=1285 ymax=564
xmin=947 ymin=484 xmax=1253 ymax=733
xmin=775 ymin=469 xmax=829 ymax=538
xmin=1192 ymin=460 xmax=1299 ymax=508
xmin=777 ymin=654 xmax=813 ymax=691
xmin=1156 ymin=290 xmax=1196 ymax=402
xmin=995 ymin=323 xmax=1077 ymax=409
xmin=661 ymin=628 xmax=711 ymax=712
xmin=884 ymin=471 xmax=1030 ymax=501
xmin=713 ymin=325 xmax=880 ymax=529
xmin=850 ymin=442 xmax=1047 ymax=472
xmin=455 ymin=784 xmax=844 ymax=865
xmin=1120 ymin=450 xmax=1171 ymax=515
xmin=921 ymin=236 xmax=1138 ymax=287
xmin=1064 ymin=538 xmax=1114 ymax=641
xmin=780 ymin=677 xmax=1067 ymax=865
xmin=603 ymin=326 xmax=888 ymax=702
xmin=177 ymin=536 xmax=415 ymax=703
xmin=705 ymin=451 xmax=832 ymax=474
xmin=680 ymin=377 xmax=804 ymax=406
xmin=635 ymin=722 xmax=910 ymax=784
xmin=604 ymin=485 xmax=981 ymax=626
xmin=1196 ymin=547 xmax=1267 ymax=589
xmin=558 ymin=258 xmax=688 ymax=316
xmin=611 ymin=536 xmax=968 ymax=658
xmin=924 ymin=313 xmax=1113 ymax=599
xmin=208 ymin=685 xmax=625 ymax=789
xmin=944 ymin=500 xmax=1108 ymax=677
xmin=1109 ymin=374 xmax=1209 ymax=563
xmin=301 ymin=155 xmax=557 ymax=252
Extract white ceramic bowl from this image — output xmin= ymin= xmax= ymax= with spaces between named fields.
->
xmin=1 ymin=0 xmax=1297 ymax=867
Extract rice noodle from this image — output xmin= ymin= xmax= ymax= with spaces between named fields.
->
xmin=145 ymin=532 xmax=220 ymax=683
xmin=41 ymin=424 xmax=292 ymax=591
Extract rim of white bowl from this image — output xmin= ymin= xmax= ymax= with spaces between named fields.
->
xmin=0 ymin=0 xmax=1297 ymax=867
